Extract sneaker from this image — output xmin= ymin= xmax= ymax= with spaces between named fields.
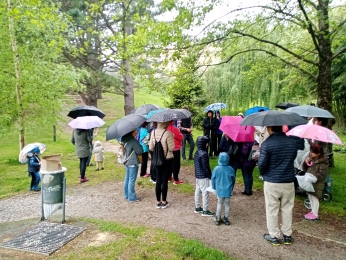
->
xmin=305 ymin=212 xmax=319 ymax=221
xmin=80 ymin=178 xmax=89 ymax=183
xmin=304 ymin=212 xmax=313 ymax=219
xmin=156 ymin=202 xmax=162 ymax=209
xmin=161 ymin=201 xmax=170 ymax=209
xmin=173 ymin=180 xmax=184 ymax=185
xmin=214 ymin=217 xmax=221 ymax=226
xmin=168 ymin=177 xmax=174 ymax=182
xmin=141 ymin=173 xmax=150 ymax=178
xmin=194 ymin=207 xmax=203 ymax=213
xmin=221 ymin=216 xmax=230 ymax=225
xmin=241 ymin=190 xmax=253 ymax=196
xmin=129 ymin=197 xmax=141 ymax=203
xmin=95 ymin=168 xmax=99 ymax=171
xmin=263 ymin=234 xmax=280 ymax=246
xmin=202 ymin=210 xmax=214 ymax=217
xmin=30 ymin=187 xmax=41 ymax=191
xmin=283 ymin=235 xmax=293 ymax=245
xmin=101 ymin=167 xmax=104 ymax=170
xmin=150 ymin=179 xmax=156 ymax=184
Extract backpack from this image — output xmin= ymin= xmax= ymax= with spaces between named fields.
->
xmin=151 ymin=130 xmax=167 ymax=166
xmin=117 ymin=143 xmax=134 ymax=164
xmin=227 ymin=143 xmax=241 ymax=158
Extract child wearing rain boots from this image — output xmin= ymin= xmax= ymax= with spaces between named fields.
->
xmin=27 ymin=147 xmax=41 ymax=191
xmin=211 ymin=152 xmax=235 ymax=225
xmin=93 ymin=140 xmax=105 ymax=170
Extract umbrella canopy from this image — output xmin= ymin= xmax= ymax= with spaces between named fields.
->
xmin=276 ymin=102 xmax=300 ymax=109
xmin=286 ymin=124 xmax=343 ymax=145
xmin=68 ymin=116 xmax=105 ymax=129
xmin=240 ymin=110 xmax=307 ymax=126
xmin=19 ymin=143 xmax=46 ymax=164
xmin=204 ymin=103 xmax=227 ymax=112
xmin=106 ymin=114 xmax=146 ymax=141
xmin=68 ymin=105 xmax=106 ymax=119
xmin=145 ymin=108 xmax=167 ymax=120
xmin=285 ymin=105 xmax=334 ymax=118
xmin=133 ymin=104 xmax=160 ymax=115
xmin=245 ymin=106 xmax=269 ymax=116
xmin=147 ymin=109 xmax=191 ymax=122
xmin=220 ymin=116 xmax=255 ymax=142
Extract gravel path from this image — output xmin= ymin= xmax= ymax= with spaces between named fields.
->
xmin=1 ymin=167 xmax=346 ymax=259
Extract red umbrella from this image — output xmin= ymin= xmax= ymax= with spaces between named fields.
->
xmin=220 ymin=116 xmax=255 ymax=142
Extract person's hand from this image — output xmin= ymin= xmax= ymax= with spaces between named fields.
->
xmin=187 ymin=129 xmax=192 ymax=133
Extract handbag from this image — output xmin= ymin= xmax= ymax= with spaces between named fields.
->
xmin=137 ymin=154 xmax=143 ymax=164
xmin=248 ymin=143 xmax=260 ymax=161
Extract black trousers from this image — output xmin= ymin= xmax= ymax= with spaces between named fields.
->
xmin=215 ymin=134 xmax=222 ymax=155
xmin=79 ymin=157 xmax=88 ymax=179
xmin=155 ymin=159 xmax=173 ymax=202
xmin=140 ymin=152 xmax=149 ymax=176
xmin=171 ymin=150 xmax=181 ymax=181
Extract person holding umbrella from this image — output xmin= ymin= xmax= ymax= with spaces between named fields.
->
xmin=27 ymin=147 xmax=41 ymax=191
xmin=71 ymin=128 xmax=92 ymax=183
xmin=202 ymin=110 xmax=218 ymax=157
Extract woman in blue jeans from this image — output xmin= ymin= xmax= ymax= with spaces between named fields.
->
xmin=121 ymin=130 xmax=143 ymax=202
xmin=240 ymin=142 xmax=257 ymax=195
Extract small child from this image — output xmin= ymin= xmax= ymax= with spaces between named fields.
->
xmin=93 ymin=140 xmax=104 ymax=170
xmin=211 ymin=152 xmax=235 ymax=225
xmin=194 ymin=136 xmax=214 ymax=216
xmin=27 ymin=147 xmax=41 ymax=191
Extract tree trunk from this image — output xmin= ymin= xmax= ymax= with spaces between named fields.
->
xmin=7 ymin=0 xmax=25 ymax=150
xmin=123 ymin=59 xmax=135 ymax=115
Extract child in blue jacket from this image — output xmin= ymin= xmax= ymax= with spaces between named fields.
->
xmin=211 ymin=152 xmax=235 ymax=225
xmin=27 ymin=147 xmax=41 ymax=191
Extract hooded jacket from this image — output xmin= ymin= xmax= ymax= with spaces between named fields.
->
xmin=121 ymin=132 xmax=143 ymax=166
xmin=211 ymin=152 xmax=235 ymax=197
xmin=194 ymin=136 xmax=212 ymax=179
xmin=302 ymin=156 xmax=329 ymax=199
xmin=167 ymin=121 xmax=183 ymax=151
xmin=71 ymin=129 xmax=92 ymax=158
xmin=27 ymin=152 xmax=40 ymax=173
xmin=92 ymin=140 xmax=104 ymax=161
xmin=202 ymin=110 xmax=218 ymax=137
xmin=258 ymin=132 xmax=297 ymax=183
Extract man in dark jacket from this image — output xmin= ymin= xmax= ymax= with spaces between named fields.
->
xmin=258 ymin=125 xmax=297 ymax=246
xmin=193 ymin=136 xmax=214 ymax=216
xmin=202 ymin=110 xmax=218 ymax=156
xmin=178 ymin=106 xmax=195 ymax=160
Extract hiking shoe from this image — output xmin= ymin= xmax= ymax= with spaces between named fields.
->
xmin=305 ymin=212 xmax=319 ymax=221
xmin=156 ymin=202 xmax=162 ymax=209
xmin=173 ymin=180 xmax=184 ymax=185
xmin=263 ymin=234 xmax=280 ymax=246
xmin=221 ymin=216 xmax=230 ymax=225
xmin=283 ymin=235 xmax=293 ymax=245
xmin=168 ymin=177 xmax=174 ymax=182
xmin=194 ymin=207 xmax=203 ymax=213
xmin=202 ymin=210 xmax=214 ymax=217
xmin=80 ymin=178 xmax=89 ymax=183
xmin=161 ymin=201 xmax=170 ymax=209
xmin=214 ymin=217 xmax=221 ymax=226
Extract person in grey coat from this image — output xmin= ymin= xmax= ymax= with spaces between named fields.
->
xmin=71 ymin=129 xmax=92 ymax=183
xmin=121 ymin=130 xmax=143 ymax=202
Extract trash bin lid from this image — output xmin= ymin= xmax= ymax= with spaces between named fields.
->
xmin=40 ymin=167 xmax=67 ymax=174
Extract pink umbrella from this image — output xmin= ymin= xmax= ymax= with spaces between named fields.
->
xmin=286 ymin=124 xmax=343 ymax=145
xmin=220 ymin=116 xmax=255 ymax=142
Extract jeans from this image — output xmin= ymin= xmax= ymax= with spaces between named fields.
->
xmin=171 ymin=150 xmax=181 ymax=181
xmin=155 ymin=159 xmax=173 ymax=202
xmin=216 ymin=196 xmax=230 ymax=218
xmin=241 ymin=166 xmax=255 ymax=193
xmin=30 ymin=172 xmax=41 ymax=189
xmin=181 ymin=134 xmax=195 ymax=160
xmin=79 ymin=157 xmax=88 ymax=179
xmin=124 ymin=165 xmax=139 ymax=202
xmin=140 ymin=152 xmax=149 ymax=176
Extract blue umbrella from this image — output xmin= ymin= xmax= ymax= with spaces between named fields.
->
xmin=145 ymin=109 xmax=167 ymax=120
xmin=204 ymin=103 xmax=227 ymax=112
xmin=245 ymin=106 xmax=269 ymax=116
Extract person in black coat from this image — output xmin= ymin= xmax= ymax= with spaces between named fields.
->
xmin=202 ymin=110 xmax=218 ymax=156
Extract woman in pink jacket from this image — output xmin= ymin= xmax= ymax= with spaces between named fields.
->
xmin=167 ymin=120 xmax=184 ymax=185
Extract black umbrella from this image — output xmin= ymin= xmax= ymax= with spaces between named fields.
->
xmin=275 ymin=102 xmax=300 ymax=109
xmin=240 ymin=110 xmax=307 ymax=126
xmin=68 ymin=105 xmax=106 ymax=119
xmin=147 ymin=109 xmax=192 ymax=122
xmin=133 ymin=104 xmax=160 ymax=115
xmin=106 ymin=114 xmax=146 ymax=141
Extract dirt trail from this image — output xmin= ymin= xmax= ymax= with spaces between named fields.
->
xmin=1 ymin=133 xmax=345 ymax=259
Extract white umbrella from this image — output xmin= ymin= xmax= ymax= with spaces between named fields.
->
xmin=68 ymin=116 xmax=106 ymax=129
xmin=19 ymin=143 xmax=46 ymax=164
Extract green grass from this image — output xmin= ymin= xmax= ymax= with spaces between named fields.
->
xmin=56 ymin=219 xmax=233 ymax=260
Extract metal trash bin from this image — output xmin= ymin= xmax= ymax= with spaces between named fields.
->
xmin=40 ymin=167 xmax=67 ymax=223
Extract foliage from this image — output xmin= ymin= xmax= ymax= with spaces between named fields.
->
xmin=0 ymin=0 xmax=80 ymax=140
